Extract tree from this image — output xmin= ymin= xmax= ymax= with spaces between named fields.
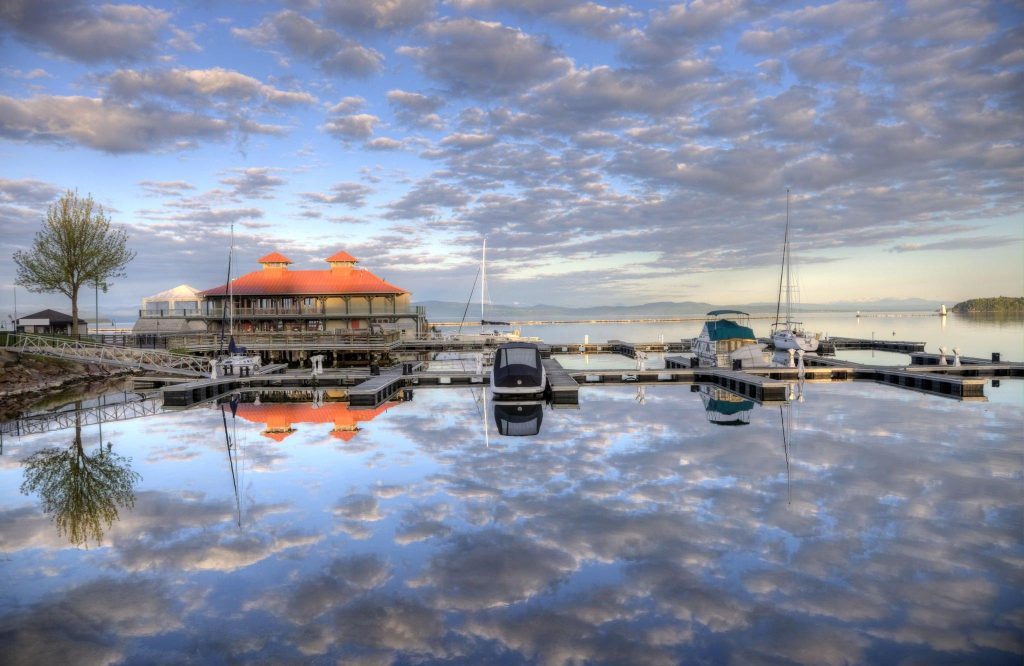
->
xmin=20 ymin=410 xmax=140 ymax=547
xmin=13 ymin=190 xmax=136 ymax=336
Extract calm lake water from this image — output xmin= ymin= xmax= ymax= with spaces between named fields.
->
xmin=1 ymin=315 xmax=1021 ymax=664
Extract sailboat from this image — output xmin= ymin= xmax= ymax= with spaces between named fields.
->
xmin=212 ymin=222 xmax=262 ymax=378
xmin=445 ymin=238 xmax=538 ymax=345
xmin=771 ymin=190 xmax=819 ymax=352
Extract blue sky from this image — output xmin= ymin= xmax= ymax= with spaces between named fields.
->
xmin=1 ymin=0 xmax=1021 ymax=320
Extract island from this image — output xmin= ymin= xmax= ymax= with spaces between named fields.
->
xmin=951 ymin=296 xmax=1024 ymax=314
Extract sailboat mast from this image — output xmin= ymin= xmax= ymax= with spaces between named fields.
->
xmin=480 ymin=237 xmax=487 ymax=327
xmin=774 ymin=189 xmax=789 ymax=329
xmin=228 ymin=221 xmax=235 ymax=336
xmin=785 ymin=190 xmax=791 ymax=326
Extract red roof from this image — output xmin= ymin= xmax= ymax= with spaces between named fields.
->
xmin=200 ymin=266 xmax=407 ymax=296
xmin=326 ymin=250 xmax=358 ymax=263
xmin=258 ymin=252 xmax=292 ymax=264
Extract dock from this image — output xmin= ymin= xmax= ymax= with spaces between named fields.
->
xmin=801 ymin=356 xmax=990 ymax=399
xmin=542 ymin=358 xmax=580 ymax=405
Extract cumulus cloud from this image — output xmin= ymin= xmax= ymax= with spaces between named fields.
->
xmin=398 ymin=18 xmax=572 ymax=96
xmin=219 ymin=168 xmax=286 ymax=200
xmin=102 ymin=67 xmax=316 ymax=106
xmin=233 ymin=10 xmax=383 ymax=78
xmin=0 ymin=0 xmax=169 ymax=63
xmin=449 ymin=0 xmax=636 ymax=38
xmin=323 ymin=0 xmax=435 ymax=32
xmin=300 ymin=182 xmax=374 ymax=207
xmin=323 ymin=112 xmax=380 ymax=140
xmin=382 ymin=178 xmax=472 ymax=219
xmin=387 ymin=89 xmax=445 ymax=128
xmin=0 ymin=95 xmax=244 ymax=153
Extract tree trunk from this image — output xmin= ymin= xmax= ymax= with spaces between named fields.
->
xmin=71 ymin=284 xmax=79 ymax=339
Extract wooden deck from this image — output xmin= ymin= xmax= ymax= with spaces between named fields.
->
xmin=543 ymin=358 xmax=580 ymax=405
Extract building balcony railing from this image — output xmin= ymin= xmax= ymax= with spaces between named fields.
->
xmin=140 ymin=305 xmax=428 ymax=319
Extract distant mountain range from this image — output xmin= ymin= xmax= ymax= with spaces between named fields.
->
xmin=415 ymin=298 xmax=946 ymax=321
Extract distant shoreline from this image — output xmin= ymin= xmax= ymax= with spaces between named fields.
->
xmin=432 ymin=312 xmax=946 ymax=326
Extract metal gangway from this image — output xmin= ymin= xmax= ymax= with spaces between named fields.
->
xmin=1 ymin=396 xmax=164 ymax=437
xmin=2 ymin=333 xmax=209 ymax=377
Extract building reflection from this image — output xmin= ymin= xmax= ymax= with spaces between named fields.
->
xmin=19 ymin=407 xmax=140 ymax=547
xmin=225 ymin=391 xmax=401 ymax=442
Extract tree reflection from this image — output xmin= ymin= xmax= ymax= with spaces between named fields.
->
xmin=20 ymin=408 xmax=140 ymax=547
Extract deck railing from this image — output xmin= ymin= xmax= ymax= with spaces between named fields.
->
xmin=139 ymin=306 xmax=427 ymax=318
xmin=166 ymin=330 xmax=403 ymax=351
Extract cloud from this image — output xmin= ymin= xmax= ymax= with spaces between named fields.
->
xmin=219 ymin=168 xmax=286 ymax=200
xmin=382 ymin=178 xmax=472 ymax=219
xmin=365 ymin=137 xmax=404 ymax=150
xmin=386 ymin=89 xmax=445 ymax=128
xmin=323 ymin=113 xmax=380 ymax=139
xmin=448 ymin=0 xmax=636 ymax=38
xmin=0 ymin=95 xmax=248 ymax=153
xmin=398 ymin=18 xmax=572 ymax=96
xmin=103 ymin=67 xmax=316 ymax=106
xmin=0 ymin=178 xmax=62 ymax=205
xmin=322 ymin=0 xmax=435 ymax=32
xmin=233 ymin=10 xmax=383 ymax=78
xmin=0 ymin=0 xmax=170 ymax=63
xmin=889 ymin=235 xmax=1022 ymax=253
xmin=138 ymin=180 xmax=195 ymax=197
xmin=300 ymin=182 xmax=374 ymax=207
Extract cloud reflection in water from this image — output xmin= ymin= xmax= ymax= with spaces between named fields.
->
xmin=0 ymin=382 xmax=1020 ymax=663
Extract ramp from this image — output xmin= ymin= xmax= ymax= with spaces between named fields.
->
xmin=3 ymin=333 xmax=208 ymax=377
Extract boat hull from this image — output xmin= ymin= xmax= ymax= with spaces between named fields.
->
xmin=772 ymin=330 xmax=819 ymax=352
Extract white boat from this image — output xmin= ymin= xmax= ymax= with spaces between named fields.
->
xmin=491 ymin=342 xmax=547 ymax=399
xmin=691 ymin=310 xmax=771 ymax=368
xmin=771 ymin=190 xmax=819 ymax=352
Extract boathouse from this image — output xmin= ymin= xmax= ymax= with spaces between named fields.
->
xmin=16 ymin=309 xmax=87 ymax=336
xmin=196 ymin=251 xmax=428 ymax=338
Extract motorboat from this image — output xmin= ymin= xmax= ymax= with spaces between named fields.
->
xmin=491 ymin=342 xmax=547 ymax=398
xmin=691 ymin=310 xmax=771 ymax=368
xmin=771 ymin=190 xmax=819 ymax=352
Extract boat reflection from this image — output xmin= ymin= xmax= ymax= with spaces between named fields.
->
xmin=493 ymin=401 xmax=544 ymax=436
xmin=699 ymin=386 xmax=755 ymax=426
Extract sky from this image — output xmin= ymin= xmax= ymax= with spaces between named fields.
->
xmin=1 ymin=0 xmax=1022 ymax=322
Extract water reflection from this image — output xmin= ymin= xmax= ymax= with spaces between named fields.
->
xmin=1 ymin=382 xmax=1021 ymax=663
xmin=19 ymin=407 xmax=140 ymax=547
xmin=493 ymin=401 xmax=544 ymax=436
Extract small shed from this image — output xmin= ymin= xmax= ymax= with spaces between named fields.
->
xmin=16 ymin=309 xmax=88 ymax=335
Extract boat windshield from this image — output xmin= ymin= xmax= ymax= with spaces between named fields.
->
xmin=499 ymin=347 xmax=539 ymax=368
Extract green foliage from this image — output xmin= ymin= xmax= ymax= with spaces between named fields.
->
xmin=951 ymin=297 xmax=1024 ymax=314
xmin=20 ymin=421 xmax=140 ymax=547
xmin=13 ymin=190 xmax=136 ymax=332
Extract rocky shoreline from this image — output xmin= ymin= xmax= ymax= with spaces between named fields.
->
xmin=0 ymin=350 xmax=135 ymax=421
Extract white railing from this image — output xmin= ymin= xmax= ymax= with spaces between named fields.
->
xmin=2 ymin=333 xmax=209 ymax=377
xmin=1 ymin=398 xmax=163 ymax=436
